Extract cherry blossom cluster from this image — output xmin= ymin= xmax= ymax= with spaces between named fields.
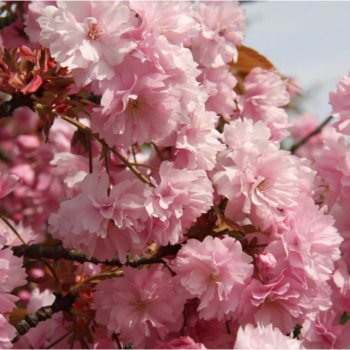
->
xmin=1 ymin=1 xmax=350 ymax=349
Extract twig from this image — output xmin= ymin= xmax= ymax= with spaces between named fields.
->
xmin=87 ymin=135 xmax=93 ymax=174
xmin=290 ymin=116 xmax=333 ymax=154
xmin=130 ymin=163 xmax=159 ymax=171
xmin=12 ymin=293 xmax=76 ymax=343
xmin=61 ymin=116 xmax=154 ymax=187
xmin=152 ymin=142 xmax=164 ymax=161
xmin=44 ymin=330 xmax=73 ymax=350
xmin=73 ymin=271 xmax=123 ymax=290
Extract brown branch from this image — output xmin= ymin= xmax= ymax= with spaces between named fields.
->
xmin=290 ymin=116 xmax=333 ymax=154
xmin=10 ymin=243 xmax=182 ymax=268
xmin=12 ymin=292 xmax=76 ymax=343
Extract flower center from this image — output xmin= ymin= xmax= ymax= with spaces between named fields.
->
xmin=126 ymin=98 xmax=143 ymax=118
xmin=207 ymin=273 xmax=219 ymax=285
xmin=257 ymin=178 xmax=270 ymax=193
xmin=265 ymin=297 xmax=277 ymax=306
xmin=135 ymin=299 xmax=149 ymax=311
xmin=88 ymin=22 xmax=103 ymax=40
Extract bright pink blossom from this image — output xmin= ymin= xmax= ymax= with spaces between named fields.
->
xmin=145 ymin=161 xmax=213 ymax=246
xmin=172 ymin=236 xmax=253 ymax=321
xmin=192 ymin=1 xmax=246 ymax=67
xmin=94 ymin=264 xmax=186 ymax=348
xmin=329 ymin=72 xmax=350 ymax=135
xmin=236 ymin=68 xmax=291 ymax=141
xmin=153 ymin=336 xmax=207 ymax=349
xmin=234 ymin=323 xmax=302 ymax=349
xmin=48 ymin=172 xmax=151 ymax=263
xmin=38 ymin=1 xmax=136 ymax=86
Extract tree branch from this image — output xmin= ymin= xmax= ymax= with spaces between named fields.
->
xmin=10 ymin=243 xmax=182 ymax=268
xmin=12 ymin=292 xmax=76 ymax=343
xmin=290 ymin=116 xmax=333 ymax=154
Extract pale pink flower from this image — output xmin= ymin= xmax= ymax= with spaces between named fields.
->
xmin=197 ymin=66 xmax=237 ymax=119
xmin=24 ymin=1 xmax=55 ymax=45
xmin=94 ymin=264 xmax=186 ymax=348
xmin=172 ymin=236 xmax=253 ymax=321
xmin=48 ymin=118 xmax=76 ymax=153
xmin=287 ymin=78 xmax=302 ymax=102
xmin=153 ymin=336 xmax=207 ymax=349
xmin=38 ymin=1 xmax=136 ymax=86
xmin=214 ymin=119 xmax=299 ymax=231
xmin=0 ymin=173 xmax=21 ymax=199
xmin=300 ymin=309 xmax=350 ymax=349
xmin=48 ymin=172 xmax=151 ymax=263
xmin=315 ymin=133 xmax=350 ymax=211
xmin=234 ymin=323 xmax=302 ymax=349
xmin=91 ymin=58 xmax=181 ymax=148
xmin=0 ymin=248 xmax=27 ymax=314
xmin=175 ymin=106 xmax=226 ymax=171
xmin=0 ymin=314 xmax=16 ymax=349
xmin=12 ymin=107 xmax=39 ymax=132
xmin=282 ymin=201 xmax=342 ymax=284
xmin=236 ymin=68 xmax=291 ymax=141
xmin=329 ymin=72 xmax=350 ymax=135
xmin=145 ymin=161 xmax=213 ymax=246
xmin=0 ymin=219 xmax=38 ymax=247
xmin=192 ymin=1 xmax=246 ymax=67
xmin=239 ymin=273 xmax=311 ymax=334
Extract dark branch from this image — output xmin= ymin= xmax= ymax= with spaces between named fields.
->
xmin=10 ymin=243 xmax=182 ymax=267
xmin=290 ymin=115 xmax=333 ymax=154
xmin=0 ymin=12 xmax=18 ymax=30
xmin=12 ymin=292 xmax=76 ymax=343
xmin=0 ymin=91 xmax=35 ymax=119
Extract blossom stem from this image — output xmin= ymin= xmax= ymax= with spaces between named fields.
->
xmin=131 ymin=144 xmax=137 ymax=163
xmin=0 ymin=213 xmax=27 ymax=245
xmin=61 ymin=116 xmax=155 ymax=187
xmin=87 ymin=135 xmax=93 ymax=174
xmin=226 ymin=320 xmax=231 ymax=335
xmin=40 ymin=258 xmax=60 ymax=284
xmin=104 ymin=147 xmax=111 ymax=196
xmin=130 ymin=163 xmax=159 ymax=171
xmin=73 ymin=271 xmax=123 ymax=290
xmin=69 ymin=308 xmax=95 ymax=321
xmin=46 ymin=330 xmax=74 ymax=349
xmin=152 ymin=142 xmax=164 ymax=161
xmin=290 ymin=115 xmax=333 ymax=154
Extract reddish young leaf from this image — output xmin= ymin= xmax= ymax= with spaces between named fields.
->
xmin=21 ymin=75 xmax=43 ymax=94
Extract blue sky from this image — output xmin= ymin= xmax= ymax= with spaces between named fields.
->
xmin=242 ymin=1 xmax=350 ymax=122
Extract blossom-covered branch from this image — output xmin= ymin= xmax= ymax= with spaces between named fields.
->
xmin=10 ymin=243 xmax=182 ymax=267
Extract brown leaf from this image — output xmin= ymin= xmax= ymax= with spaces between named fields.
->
xmin=242 ymin=224 xmax=270 ymax=236
xmin=230 ymin=46 xmax=274 ymax=74
xmin=214 ymin=217 xmax=244 ymax=236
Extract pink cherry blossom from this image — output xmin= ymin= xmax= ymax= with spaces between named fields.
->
xmin=192 ymin=1 xmax=246 ymax=67
xmin=282 ymin=200 xmax=342 ymax=284
xmin=239 ymin=273 xmax=311 ymax=334
xmin=329 ymin=72 xmax=350 ymax=135
xmin=174 ymin=106 xmax=226 ymax=171
xmin=24 ymin=1 xmax=55 ymax=46
xmin=214 ymin=119 xmax=299 ymax=231
xmin=38 ymin=1 xmax=136 ymax=86
xmin=236 ymin=67 xmax=291 ymax=141
xmin=91 ymin=57 xmax=181 ymax=148
xmin=234 ymin=323 xmax=302 ymax=349
xmin=48 ymin=172 xmax=151 ymax=263
xmin=0 ymin=314 xmax=16 ymax=349
xmin=0 ymin=247 xmax=27 ymax=314
xmin=153 ymin=336 xmax=207 ymax=349
xmin=94 ymin=264 xmax=186 ymax=348
xmin=145 ymin=161 xmax=214 ymax=246
xmin=0 ymin=173 xmax=21 ymax=199
xmin=300 ymin=309 xmax=350 ymax=349
xmin=172 ymin=236 xmax=253 ymax=321
xmin=197 ymin=66 xmax=237 ymax=119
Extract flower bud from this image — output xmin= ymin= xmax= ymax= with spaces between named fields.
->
xmin=258 ymin=252 xmax=277 ymax=273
